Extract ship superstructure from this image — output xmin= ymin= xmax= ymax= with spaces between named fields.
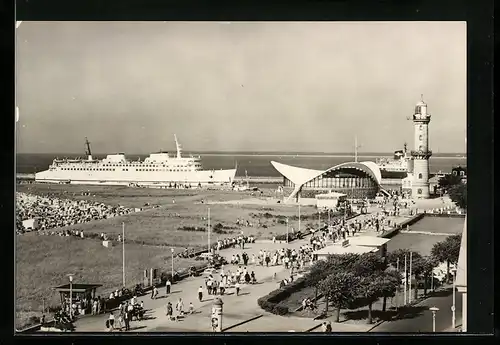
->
xmin=376 ymin=143 xmax=411 ymax=178
xmin=35 ymin=136 xmax=237 ymax=187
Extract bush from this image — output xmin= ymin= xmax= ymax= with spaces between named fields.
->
xmin=257 ymin=277 xmax=307 ymax=315
xmin=212 ymin=223 xmax=228 ymax=234
xmin=274 ymin=232 xmax=303 ymax=242
xmin=177 ymin=226 xmax=206 ymax=232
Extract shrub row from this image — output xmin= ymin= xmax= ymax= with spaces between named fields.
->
xmin=177 ymin=223 xmax=232 ymax=234
xmin=274 ymin=232 xmax=303 ymax=242
xmin=257 ymin=277 xmax=307 ymax=316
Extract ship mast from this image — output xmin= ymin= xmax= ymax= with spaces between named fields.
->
xmin=174 ymin=134 xmax=182 ymax=159
xmin=84 ymin=137 xmax=93 ymax=161
xmin=354 ymin=135 xmax=362 ymax=162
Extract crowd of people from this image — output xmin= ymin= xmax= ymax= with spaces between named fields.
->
xmin=176 ymin=235 xmax=256 ymax=259
xmin=16 ymin=192 xmax=135 ymax=234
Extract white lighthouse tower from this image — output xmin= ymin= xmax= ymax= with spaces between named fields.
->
xmin=410 ymin=95 xmax=432 ymax=199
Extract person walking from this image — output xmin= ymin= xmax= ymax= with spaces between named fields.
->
xmin=235 ymin=282 xmax=240 ymax=296
xmin=166 ymin=302 xmax=173 ymax=320
xmin=123 ymin=308 xmax=130 ymax=331
xmin=251 ymin=271 xmax=256 ymax=284
xmin=108 ymin=312 xmax=115 ymax=331
xmin=198 ymin=286 xmax=203 ymax=302
xmin=166 ymin=279 xmax=171 ymax=294
xmin=176 ymin=298 xmax=184 ymax=315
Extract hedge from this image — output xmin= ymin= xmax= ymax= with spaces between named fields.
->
xmin=257 ymin=277 xmax=307 ymax=316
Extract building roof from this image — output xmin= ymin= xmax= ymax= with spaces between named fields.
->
xmin=313 ymin=244 xmax=377 ymax=256
xmin=348 ymin=236 xmax=390 ymax=247
xmin=270 ymin=161 xmax=324 ymax=186
xmin=53 ymin=283 xmax=103 ymax=293
xmin=271 ymin=160 xmax=383 ymax=187
xmin=455 ymin=217 xmax=467 ymax=291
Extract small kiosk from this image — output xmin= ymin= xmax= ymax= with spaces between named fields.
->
xmin=347 ymin=236 xmax=391 ymax=258
xmin=53 ymin=283 xmax=102 ymax=316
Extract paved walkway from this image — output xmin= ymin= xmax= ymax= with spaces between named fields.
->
xmin=72 ymin=208 xmax=415 ymax=333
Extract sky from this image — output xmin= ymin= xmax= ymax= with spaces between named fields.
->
xmin=16 ymin=21 xmax=466 ymax=154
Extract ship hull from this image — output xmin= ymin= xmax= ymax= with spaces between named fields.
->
xmin=34 ymin=169 xmax=237 ymax=187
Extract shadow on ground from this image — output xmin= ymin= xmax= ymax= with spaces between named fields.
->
xmin=343 ymin=306 xmax=428 ymax=322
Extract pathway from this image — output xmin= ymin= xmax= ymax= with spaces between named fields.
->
xmin=72 ymin=208 xmax=413 ymax=333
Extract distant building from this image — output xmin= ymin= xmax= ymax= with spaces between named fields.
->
xmin=452 ymin=166 xmax=467 ymax=184
xmin=270 ymin=161 xmax=388 ymax=203
xmin=315 ymin=192 xmax=347 ymax=210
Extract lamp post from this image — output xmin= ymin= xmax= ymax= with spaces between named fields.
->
xmin=122 ymin=222 xmax=125 ymax=287
xmin=286 ymin=217 xmax=289 ymax=243
xmin=429 ymin=306 xmax=439 ymax=332
xmin=431 ymin=267 xmax=434 ymax=292
xmin=451 ymin=267 xmax=457 ymax=329
xmin=404 ymin=254 xmax=407 ymax=305
xmin=207 ymin=208 xmax=211 ymax=254
xmin=396 ymin=257 xmax=400 ymax=309
xmin=409 ymin=251 xmax=413 ymax=304
xmin=298 ymin=204 xmax=301 ymax=232
xmin=171 ymin=248 xmax=175 ymax=281
xmin=68 ymin=274 xmax=74 ymax=319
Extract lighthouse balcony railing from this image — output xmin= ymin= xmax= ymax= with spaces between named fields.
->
xmin=410 ymin=150 xmax=433 ymax=156
xmin=412 ymin=114 xmax=432 ymax=121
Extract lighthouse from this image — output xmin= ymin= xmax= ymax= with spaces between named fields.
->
xmin=410 ymin=95 xmax=432 ymax=199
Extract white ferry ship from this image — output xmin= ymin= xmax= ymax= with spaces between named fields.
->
xmin=34 ymin=136 xmax=237 ymax=187
xmin=376 ymin=143 xmax=411 ymax=179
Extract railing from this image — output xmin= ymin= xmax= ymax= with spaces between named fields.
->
xmin=410 ymin=150 xmax=433 ymax=157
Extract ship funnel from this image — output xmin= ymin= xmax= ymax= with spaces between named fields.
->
xmin=85 ymin=137 xmax=93 ymax=161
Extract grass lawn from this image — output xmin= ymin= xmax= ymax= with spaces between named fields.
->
xmin=15 ymin=233 xmax=199 ymax=329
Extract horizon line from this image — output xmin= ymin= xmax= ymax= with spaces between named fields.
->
xmin=16 ymin=150 xmax=467 ymax=156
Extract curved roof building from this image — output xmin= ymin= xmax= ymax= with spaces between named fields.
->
xmin=271 ymin=160 xmax=386 ymax=203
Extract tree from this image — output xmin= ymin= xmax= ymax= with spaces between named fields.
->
xmin=357 ymin=275 xmax=381 ymax=324
xmin=352 ymin=252 xmax=387 ymax=277
xmin=379 ymin=270 xmax=402 ymax=312
xmin=318 ymin=272 xmax=361 ymax=323
xmin=448 ymin=183 xmax=467 ymax=210
xmin=305 ymin=259 xmax=335 ymax=305
xmin=421 ymin=256 xmax=439 ymax=295
xmin=409 ymin=255 xmax=426 ymax=301
xmin=438 ymin=174 xmax=462 ymax=192
xmin=431 ymin=234 xmax=462 ymax=283
xmin=357 ymin=272 xmax=400 ymax=323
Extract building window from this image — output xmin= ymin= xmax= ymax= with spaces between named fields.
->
xmin=418 ymin=173 xmax=423 ymax=179
xmin=460 ymin=171 xmax=465 ymax=177
xmin=417 ymin=189 xmax=422 ymax=194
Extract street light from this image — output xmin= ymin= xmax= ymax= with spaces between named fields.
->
xmin=68 ymin=274 xmax=74 ymax=319
xmin=429 ymin=306 xmax=439 ymax=332
xmin=170 ymin=248 xmax=175 ymax=281
xmin=451 ymin=267 xmax=457 ymax=329
xmin=286 ymin=217 xmax=289 ymax=243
